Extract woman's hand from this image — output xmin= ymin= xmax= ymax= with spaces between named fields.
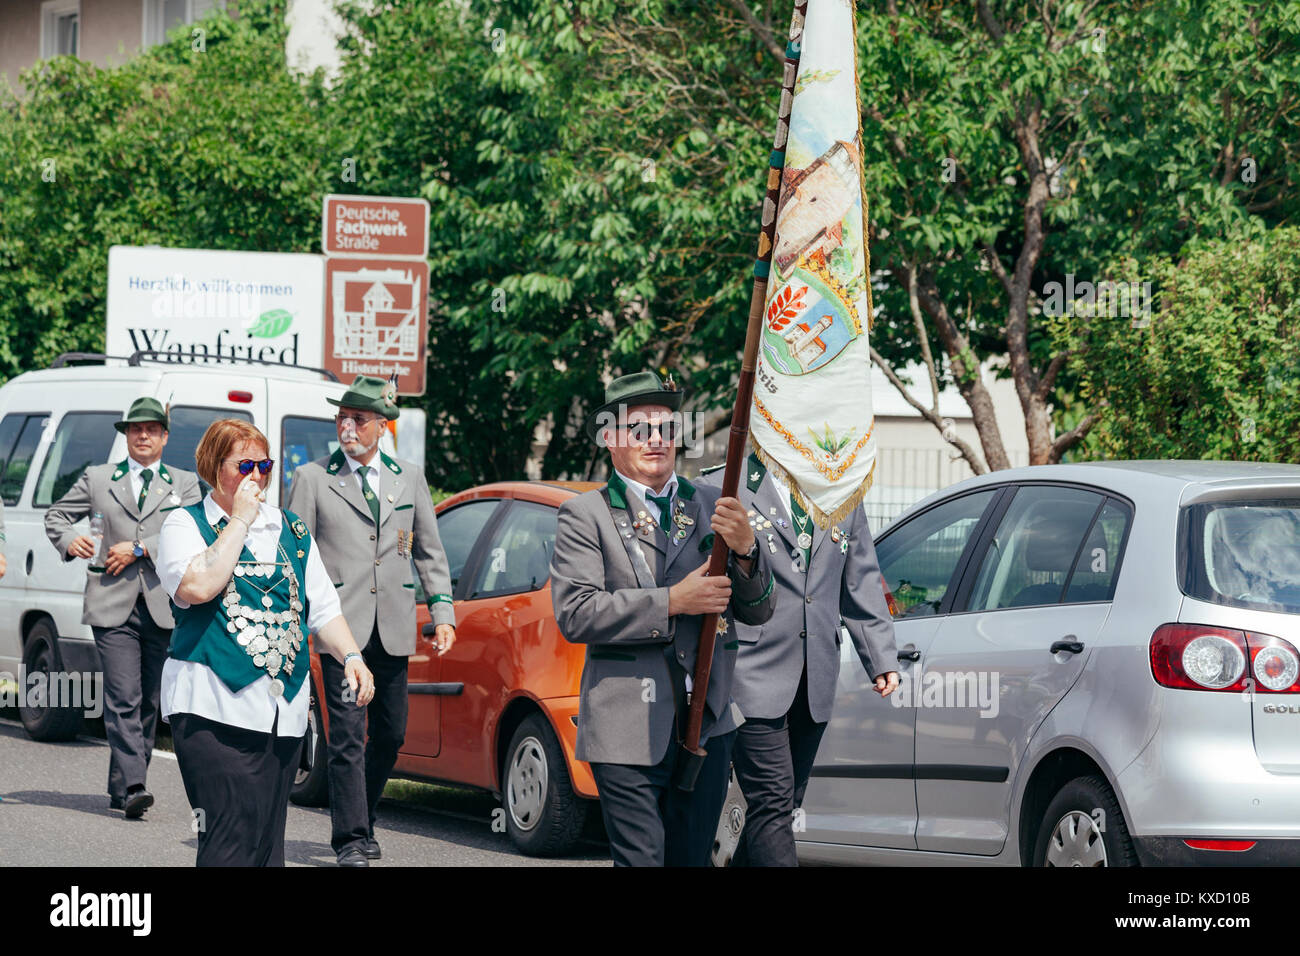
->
xmin=232 ymin=473 xmax=262 ymax=526
xmin=344 ymin=655 xmax=375 ymax=706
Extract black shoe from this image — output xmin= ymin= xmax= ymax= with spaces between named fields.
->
xmin=122 ymin=788 xmax=153 ymax=819
xmin=336 ymin=847 xmax=369 ymax=867
xmin=109 ymin=795 xmax=124 ymax=811
xmin=363 ymin=838 xmax=381 ymax=860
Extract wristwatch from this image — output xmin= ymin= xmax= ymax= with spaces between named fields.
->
xmin=132 ymin=539 xmax=144 ymax=558
xmin=740 ymin=540 xmax=760 ymax=563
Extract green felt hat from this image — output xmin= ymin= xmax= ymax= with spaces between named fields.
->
xmin=114 ymin=396 xmax=169 ymax=434
xmin=327 ymin=375 xmax=400 ymax=421
xmin=585 ymin=370 xmax=685 ymax=443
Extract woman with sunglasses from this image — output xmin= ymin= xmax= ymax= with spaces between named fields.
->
xmin=155 ymin=418 xmax=375 ymax=866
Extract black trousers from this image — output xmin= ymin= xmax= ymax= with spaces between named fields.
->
xmin=590 ymin=727 xmax=736 ymax=867
xmin=170 ymin=712 xmax=303 ymax=867
xmin=90 ymin=596 xmax=170 ymax=802
xmin=730 ymin=670 xmax=828 ymax=867
xmin=320 ymin=628 xmax=408 ymax=855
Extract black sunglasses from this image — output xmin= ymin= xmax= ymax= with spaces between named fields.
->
xmin=230 ymin=458 xmax=275 ymax=476
xmin=622 ymin=420 xmax=682 ymax=443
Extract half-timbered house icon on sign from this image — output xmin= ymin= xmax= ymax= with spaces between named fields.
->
xmin=331 ymin=265 xmax=422 ymax=362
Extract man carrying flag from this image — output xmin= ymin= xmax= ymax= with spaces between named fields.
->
xmin=703 ymin=0 xmax=898 ymax=866
xmin=549 ymin=371 xmax=776 ymax=866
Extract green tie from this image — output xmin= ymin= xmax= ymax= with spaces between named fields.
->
xmin=790 ymin=492 xmax=812 ymax=566
xmin=137 ymin=468 xmax=153 ymax=510
xmin=358 ymin=466 xmax=380 ymax=525
xmin=646 ymin=491 xmax=674 ymax=533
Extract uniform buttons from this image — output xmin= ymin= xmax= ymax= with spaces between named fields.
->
xmin=375 ymin=559 xmax=381 ymax=566
xmin=678 ymin=652 xmax=687 ymax=660
xmin=800 ymin=630 xmax=807 ymax=639
xmin=805 ymin=595 xmax=813 ymax=604
xmin=369 ymin=534 xmax=376 ymax=541
xmin=651 ymin=629 xmax=660 ymax=638
xmin=370 ymin=587 xmax=377 ymax=593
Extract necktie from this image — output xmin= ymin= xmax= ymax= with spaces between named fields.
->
xmin=358 ymin=467 xmax=380 ymax=525
xmin=646 ymin=491 xmax=674 ymax=533
xmin=137 ymin=468 xmax=153 ymax=510
xmin=791 ymin=492 xmax=812 ymax=567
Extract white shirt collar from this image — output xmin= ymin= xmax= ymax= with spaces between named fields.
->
xmin=344 ymin=452 xmax=380 ymax=477
xmin=128 ymin=456 xmax=159 ymax=476
xmin=202 ymin=493 xmax=280 ymax=532
xmin=617 ymin=470 xmax=678 ymax=510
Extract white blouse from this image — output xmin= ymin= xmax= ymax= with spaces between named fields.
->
xmin=156 ymin=495 xmax=343 ymax=737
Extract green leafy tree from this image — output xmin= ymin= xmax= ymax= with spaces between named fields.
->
xmin=0 ymin=0 xmax=331 ymax=377
xmin=1052 ymin=227 xmax=1300 ymax=460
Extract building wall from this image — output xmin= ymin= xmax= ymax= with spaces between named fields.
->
xmin=0 ymin=1 xmax=42 ymax=92
xmin=81 ymin=0 xmax=144 ymax=68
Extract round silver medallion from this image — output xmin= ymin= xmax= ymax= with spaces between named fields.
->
xmin=237 ymin=631 xmax=252 ymax=646
xmin=235 ymin=565 xmax=246 ymax=577
xmin=262 ymin=595 xmax=273 ymax=608
xmin=252 ymin=653 xmax=266 ymax=667
xmin=797 ymin=532 xmax=813 ymax=549
xmin=226 ymin=621 xmax=237 ymax=634
xmin=268 ymin=679 xmax=283 ymax=698
xmin=235 ymin=617 xmax=247 ymax=630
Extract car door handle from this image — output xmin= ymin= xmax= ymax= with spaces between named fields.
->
xmin=1051 ymin=637 xmax=1084 ymax=655
xmin=897 ymin=646 xmax=920 ymax=662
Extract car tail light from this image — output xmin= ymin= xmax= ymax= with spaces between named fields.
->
xmin=228 ymin=390 xmax=253 ymax=403
xmin=1151 ymin=624 xmax=1300 ymax=692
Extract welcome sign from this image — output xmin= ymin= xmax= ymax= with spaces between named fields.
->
xmin=105 ymin=246 xmax=325 ymax=368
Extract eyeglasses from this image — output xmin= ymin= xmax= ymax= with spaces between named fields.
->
xmin=226 ymin=458 xmax=275 ymax=476
xmin=336 ymin=413 xmax=381 ymax=428
xmin=621 ymin=420 xmax=682 ymax=444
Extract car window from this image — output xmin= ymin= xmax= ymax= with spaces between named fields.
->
xmin=967 ymin=485 xmax=1105 ymax=611
xmin=468 ymin=501 xmax=557 ymax=599
xmin=436 ymin=499 xmax=501 ymax=590
xmin=1183 ymin=498 xmax=1300 ymax=614
xmin=0 ymin=412 xmax=48 ymax=505
xmin=34 ymin=411 xmax=119 ymax=507
xmin=875 ymin=490 xmax=997 ymax=618
xmin=1063 ymin=499 xmax=1130 ymax=603
xmin=282 ymin=415 xmax=338 ymax=496
xmin=164 ymin=406 xmax=254 ymax=494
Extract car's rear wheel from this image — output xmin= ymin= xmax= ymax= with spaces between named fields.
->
xmin=19 ymin=619 xmax=84 ymax=742
xmin=289 ymin=683 xmax=329 ymax=807
xmin=1033 ymin=774 xmax=1137 ymax=867
xmin=503 ymin=713 xmax=587 ymax=856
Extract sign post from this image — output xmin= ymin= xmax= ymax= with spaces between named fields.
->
xmin=321 ymin=195 xmax=431 ymax=396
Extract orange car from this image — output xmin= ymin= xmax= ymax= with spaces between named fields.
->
xmin=291 ymin=480 xmax=600 ymax=856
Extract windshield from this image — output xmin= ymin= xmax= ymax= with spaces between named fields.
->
xmin=1183 ymin=499 xmax=1300 ymax=614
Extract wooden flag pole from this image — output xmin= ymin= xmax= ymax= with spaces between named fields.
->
xmin=674 ymin=0 xmax=808 ymax=792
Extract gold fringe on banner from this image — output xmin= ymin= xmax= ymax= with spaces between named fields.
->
xmin=750 ymin=437 xmax=877 ymax=529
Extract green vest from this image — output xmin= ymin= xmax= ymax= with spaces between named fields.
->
xmin=169 ymin=505 xmax=313 ymax=702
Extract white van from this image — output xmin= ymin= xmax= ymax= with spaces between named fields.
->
xmin=0 ymin=353 xmax=424 ymax=741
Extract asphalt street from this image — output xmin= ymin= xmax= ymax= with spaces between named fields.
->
xmin=0 ymin=718 xmax=609 ymax=867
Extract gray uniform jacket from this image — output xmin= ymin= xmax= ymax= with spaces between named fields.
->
xmin=700 ymin=454 xmax=897 ymax=724
xmin=550 ymin=472 xmax=777 ymax=767
xmin=287 ymin=449 xmax=455 ymax=657
xmin=45 ymin=459 xmax=202 ymax=629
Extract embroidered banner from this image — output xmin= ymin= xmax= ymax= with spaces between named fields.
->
xmin=750 ymin=0 xmax=875 ymax=527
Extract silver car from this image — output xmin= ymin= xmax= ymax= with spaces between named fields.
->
xmin=793 ymin=460 xmax=1300 ymax=866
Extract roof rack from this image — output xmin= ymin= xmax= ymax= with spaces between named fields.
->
xmin=50 ymin=351 xmax=340 ymax=383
